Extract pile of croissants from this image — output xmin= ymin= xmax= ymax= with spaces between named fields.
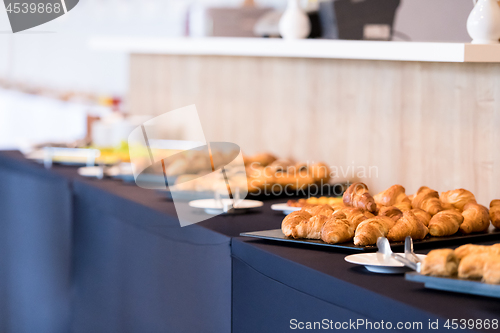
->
xmin=244 ymin=153 xmax=331 ymax=191
xmin=421 ymin=244 xmax=500 ymax=284
xmin=281 ymin=182 xmax=500 ymax=246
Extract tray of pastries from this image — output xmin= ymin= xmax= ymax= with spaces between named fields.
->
xmin=160 ymin=152 xmax=345 ymax=201
xmin=406 ymin=243 xmax=500 ymax=298
xmin=241 ymin=183 xmax=500 ymax=251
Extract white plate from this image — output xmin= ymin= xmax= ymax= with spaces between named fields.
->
xmin=189 ymin=199 xmax=263 ymax=215
xmin=78 ymin=166 xmax=104 ymax=177
xmin=271 ymin=203 xmax=301 ymax=215
xmin=345 ymin=253 xmax=427 ymax=274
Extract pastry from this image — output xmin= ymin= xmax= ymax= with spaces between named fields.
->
xmin=411 ymin=208 xmax=432 ymax=227
xmin=302 ymin=204 xmax=334 ymax=217
xmin=458 ymin=253 xmax=491 ymax=279
xmin=281 ymin=210 xmax=312 ymax=238
xmin=420 ymin=249 xmax=459 ymax=277
xmin=378 ymin=206 xmax=403 ymax=222
xmin=373 ymin=185 xmax=411 ymax=207
xmin=353 ymin=216 xmax=395 ymax=246
xmin=411 ymin=186 xmax=443 ymax=216
xmin=308 ymin=162 xmax=331 ymax=183
xmin=393 ymin=201 xmax=412 ymax=212
xmin=244 ymin=152 xmax=277 ymax=167
xmin=387 ymin=210 xmax=429 ymax=242
xmin=460 ymin=202 xmax=490 ymax=234
xmin=440 ymin=189 xmax=476 ymax=212
xmin=339 ymin=207 xmax=374 ymax=229
xmin=295 ymin=214 xmax=329 ymax=240
xmin=321 ymin=217 xmax=354 ymax=244
xmin=490 ymin=200 xmax=500 ymax=229
xmin=483 ymin=257 xmax=500 ymax=284
xmin=428 ymin=210 xmax=464 ymax=236
xmin=455 ymin=244 xmax=500 ymax=260
xmin=343 ymin=182 xmax=377 ymax=213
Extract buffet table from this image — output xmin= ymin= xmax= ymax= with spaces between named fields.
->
xmin=0 ymin=151 xmax=499 ymax=333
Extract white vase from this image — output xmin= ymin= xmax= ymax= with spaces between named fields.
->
xmin=279 ymin=0 xmax=311 ymax=40
xmin=467 ymin=0 xmax=500 ymax=44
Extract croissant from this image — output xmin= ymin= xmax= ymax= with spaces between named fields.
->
xmin=302 ymin=204 xmax=334 ymax=217
xmin=411 ymin=186 xmax=443 ymax=216
xmin=460 ymin=202 xmax=490 ymax=234
xmin=458 ymin=253 xmax=491 ymax=280
xmin=343 ymin=182 xmax=377 ymax=213
xmin=393 ymin=201 xmax=412 ymax=212
xmin=340 ymin=207 xmax=374 ymax=229
xmin=490 ymin=200 xmax=500 ymax=229
xmin=281 ymin=210 xmax=312 ymax=238
xmin=387 ymin=211 xmax=429 ymax=242
xmin=295 ymin=214 xmax=329 ymax=239
xmin=244 ymin=152 xmax=276 ymax=167
xmin=373 ymin=185 xmax=411 ymax=207
xmin=455 ymin=244 xmax=500 ymax=260
xmin=353 ymin=216 xmax=395 ymax=246
xmin=378 ymin=206 xmax=403 ymax=222
xmin=308 ymin=162 xmax=331 ymax=183
xmin=439 ymin=189 xmax=476 ymax=212
xmin=321 ymin=217 xmax=354 ymax=244
xmin=428 ymin=210 xmax=464 ymax=237
xmin=483 ymin=257 xmax=500 ymax=284
xmin=421 ymin=249 xmax=459 ymax=277
xmin=411 ymin=208 xmax=432 ymax=227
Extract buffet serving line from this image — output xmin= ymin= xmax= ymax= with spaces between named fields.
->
xmin=1 ymin=150 xmax=499 ymax=333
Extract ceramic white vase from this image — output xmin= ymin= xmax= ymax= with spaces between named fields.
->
xmin=467 ymin=0 xmax=500 ymax=44
xmin=279 ymin=0 xmax=311 ymax=40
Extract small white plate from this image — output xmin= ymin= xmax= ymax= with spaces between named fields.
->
xmin=345 ymin=253 xmax=427 ymax=274
xmin=271 ymin=203 xmax=301 ymax=215
xmin=189 ymin=199 xmax=263 ymax=215
xmin=78 ymin=166 xmax=104 ymax=178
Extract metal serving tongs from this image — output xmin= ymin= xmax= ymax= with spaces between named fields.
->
xmin=404 ymin=236 xmax=421 ymax=264
xmin=377 ymin=237 xmax=421 ymax=273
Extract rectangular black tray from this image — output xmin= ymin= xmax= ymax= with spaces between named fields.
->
xmin=240 ymin=225 xmax=500 ymax=252
xmin=405 ymin=272 xmax=500 ymax=299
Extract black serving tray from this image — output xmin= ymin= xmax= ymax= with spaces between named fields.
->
xmin=405 ymin=272 xmax=500 ymax=299
xmin=240 ymin=225 xmax=500 ymax=252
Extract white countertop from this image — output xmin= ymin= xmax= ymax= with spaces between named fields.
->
xmin=89 ymin=37 xmax=500 ymax=63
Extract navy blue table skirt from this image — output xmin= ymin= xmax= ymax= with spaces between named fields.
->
xmin=1 ymin=151 xmax=500 ymax=333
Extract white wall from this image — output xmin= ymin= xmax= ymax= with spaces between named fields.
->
xmin=0 ymin=0 xmax=477 ymax=97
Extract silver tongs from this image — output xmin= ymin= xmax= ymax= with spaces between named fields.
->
xmin=377 ymin=237 xmax=421 ymax=273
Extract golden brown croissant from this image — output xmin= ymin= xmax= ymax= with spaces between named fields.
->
xmin=439 ymin=189 xmax=476 ymax=212
xmin=483 ymin=257 xmax=500 ymax=284
xmin=378 ymin=206 xmax=403 ymax=222
xmin=295 ymin=214 xmax=329 ymax=239
xmin=343 ymin=182 xmax=377 ymax=213
xmin=302 ymin=204 xmax=334 ymax=217
xmin=321 ymin=217 xmax=354 ymax=244
xmin=244 ymin=152 xmax=277 ymax=167
xmin=373 ymin=185 xmax=411 ymax=207
xmin=421 ymin=249 xmax=459 ymax=277
xmin=387 ymin=211 xmax=429 ymax=242
xmin=490 ymin=200 xmax=500 ymax=229
xmin=460 ymin=202 xmax=490 ymax=234
xmin=411 ymin=186 xmax=443 ymax=216
xmin=428 ymin=210 xmax=464 ymax=237
xmin=281 ymin=210 xmax=312 ymax=238
xmin=340 ymin=207 xmax=374 ymax=229
xmin=393 ymin=201 xmax=412 ymax=212
xmin=353 ymin=216 xmax=395 ymax=246
xmin=411 ymin=208 xmax=432 ymax=227
xmin=454 ymin=244 xmax=500 ymax=260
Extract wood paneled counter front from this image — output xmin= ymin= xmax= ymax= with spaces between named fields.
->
xmin=91 ymin=37 xmax=500 ymax=205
